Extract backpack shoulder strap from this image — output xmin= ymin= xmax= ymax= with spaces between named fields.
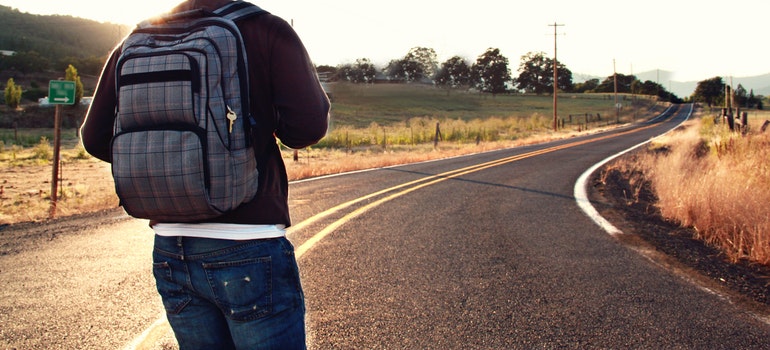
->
xmin=214 ymin=1 xmax=267 ymax=21
xmin=135 ymin=1 xmax=266 ymax=28
xmin=212 ymin=1 xmax=267 ymax=137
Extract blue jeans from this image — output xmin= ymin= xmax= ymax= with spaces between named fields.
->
xmin=152 ymin=235 xmax=306 ymax=350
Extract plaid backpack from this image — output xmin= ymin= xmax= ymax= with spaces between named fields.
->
xmin=111 ymin=1 xmax=265 ymax=222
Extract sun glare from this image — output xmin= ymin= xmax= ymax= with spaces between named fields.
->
xmin=1 ymin=0 xmax=768 ymax=83
xmin=0 ymin=0 xmax=181 ymax=25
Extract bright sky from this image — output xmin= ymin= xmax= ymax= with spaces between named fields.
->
xmin=1 ymin=0 xmax=767 ymax=83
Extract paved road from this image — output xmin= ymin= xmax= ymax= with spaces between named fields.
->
xmin=0 ymin=210 xmax=158 ymax=349
xmin=291 ymin=104 xmax=770 ymax=348
xmin=2 ymin=104 xmax=769 ymax=349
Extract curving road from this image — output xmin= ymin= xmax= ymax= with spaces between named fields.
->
xmin=291 ymin=104 xmax=770 ymax=348
xmin=2 ymin=104 xmax=769 ymax=349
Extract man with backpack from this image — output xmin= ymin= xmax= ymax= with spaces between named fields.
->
xmin=80 ymin=0 xmax=330 ymax=348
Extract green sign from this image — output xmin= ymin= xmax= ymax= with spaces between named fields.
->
xmin=48 ymin=80 xmax=76 ymax=105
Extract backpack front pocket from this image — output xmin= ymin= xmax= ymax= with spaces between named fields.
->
xmin=111 ymin=129 xmax=222 ymax=221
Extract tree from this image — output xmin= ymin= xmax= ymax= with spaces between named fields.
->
xmin=316 ymin=65 xmax=338 ymax=81
xmin=60 ymin=55 xmax=107 ymax=76
xmin=573 ymin=78 xmax=600 ymax=93
xmin=405 ymin=47 xmax=438 ymax=79
xmin=4 ymin=78 xmax=22 ymax=108
xmin=65 ymin=64 xmax=84 ymax=104
xmin=692 ymin=76 xmax=724 ymax=107
xmin=383 ymin=58 xmax=406 ymax=82
xmin=553 ymin=60 xmax=574 ymax=93
xmin=384 ymin=47 xmax=438 ymax=83
xmin=338 ymin=58 xmax=376 ymax=83
xmin=635 ymin=80 xmax=664 ymax=96
xmin=747 ymin=89 xmax=760 ymax=109
xmin=594 ymin=73 xmax=637 ymax=93
xmin=514 ymin=51 xmax=573 ymax=94
xmin=734 ymin=84 xmax=748 ymax=108
xmin=434 ymin=56 xmax=471 ymax=91
xmin=515 ymin=52 xmax=550 ymax=94
xmin=472 ymin=48 xmax=511 ymax=95
xmin=4 ymin=51 xmax=50 ymax=74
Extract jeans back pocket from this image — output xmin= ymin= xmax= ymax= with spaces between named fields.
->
xmin=152 ymin=261 xmax=193 ymax=315
xmin=203 ymin=257 xmax=273 ymax=321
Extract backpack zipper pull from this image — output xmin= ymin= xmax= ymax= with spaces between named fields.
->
xmin=226 ymin=106 xmax=237 ymax=133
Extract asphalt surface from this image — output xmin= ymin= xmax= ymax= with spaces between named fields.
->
xmin=0 ymin=210 xmax=159 ymax=349
xmin=2 ymin=104 xmax=769 ymax=349
xmin=293 ymin=104 xmax=770 ymax=348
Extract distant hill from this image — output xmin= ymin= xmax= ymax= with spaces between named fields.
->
xmin=653 ymin=72 xmax=770 ymax=99
xmin=572 ymin=70 xmax=770 ymax=98
xmin=0 ymin=5 xmax=135 ymax=99
xmin=728 ymin=73 xmax=770 ymax=96
xmin=0 ymin=5 xmax=131 ymax=68
xmin=634 ymin=70 xmax=695 ymax=99
xmin=575 ymin=70 xmax=770 ymax=99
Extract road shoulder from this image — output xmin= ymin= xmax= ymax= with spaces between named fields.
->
xmin=589 ymin=159 xmax=770 ymax=319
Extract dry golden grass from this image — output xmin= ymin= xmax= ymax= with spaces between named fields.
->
xmin=0 ymin=149 xmax=119 ymax=224
xmin=616 ymin=113 xmax=770 ymax=265
xmin=284 ymin=133 xmax=570 ymax=181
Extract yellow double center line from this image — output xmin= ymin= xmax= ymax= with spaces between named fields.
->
xmin=291 ymin=115 xmax=671 ymax=259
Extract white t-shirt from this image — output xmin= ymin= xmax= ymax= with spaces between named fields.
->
xmin=153 ymin=223 xmax=286 ymax=240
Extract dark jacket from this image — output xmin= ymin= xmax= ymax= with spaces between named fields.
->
xmin=80 ymin=0 xmax=330 ymax=227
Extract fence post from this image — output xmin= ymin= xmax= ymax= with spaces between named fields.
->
xmin=382 ymin=127 xmax=387 ymax=149
xmin=434 ymin=122 xmax=442 ymax=148
xmin=721 ymin=108 xmax=726 ymax=125
xmin=345 ymin=131 xmax=351 ymax=153
xmin=741 ymin=112 xmax=749 ymax=135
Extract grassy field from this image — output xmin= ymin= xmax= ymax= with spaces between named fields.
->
xmin=328 ymin=83 xmax=654 ymax=126
xmin=323 ymin=83 xmax=657 ymax=148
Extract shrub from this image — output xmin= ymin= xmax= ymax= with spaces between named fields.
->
xmin=32 ymin=136 xmax=52 ymax=161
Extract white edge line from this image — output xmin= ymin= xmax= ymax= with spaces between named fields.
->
xmin=122 ymin=315 xmax=169 ymax=350
xmin=574 ymin=104 xmax=692 ymax=235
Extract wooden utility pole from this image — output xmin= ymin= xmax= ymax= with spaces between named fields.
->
xmin=549 ymin=22 xmax=564 ymax=131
